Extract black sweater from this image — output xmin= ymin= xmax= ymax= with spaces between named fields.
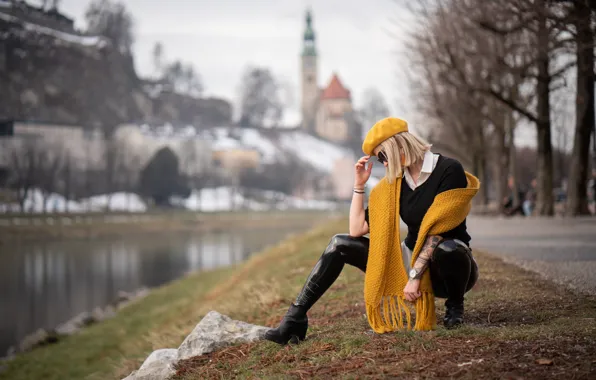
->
xmin=365 ymin=155 xmax=471 ymax=251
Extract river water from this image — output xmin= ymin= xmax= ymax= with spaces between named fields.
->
xmin=0 ymin=223 xmax=315 ymax=355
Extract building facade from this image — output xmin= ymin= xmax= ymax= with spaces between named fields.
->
xmin=114 ymin=124 xmax=213 ymax=177
xmin=0 ymin=120 xmax=104 ymax=171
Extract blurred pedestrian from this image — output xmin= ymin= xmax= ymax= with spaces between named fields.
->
xmin=588 ymin=168 xmax=596 ymax=215
xmin=523 ymin=178 xmax=537 ymax=217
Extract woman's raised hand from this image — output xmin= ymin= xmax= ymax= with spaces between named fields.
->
xmin=354 ymin=156 xmax=373 ymax=187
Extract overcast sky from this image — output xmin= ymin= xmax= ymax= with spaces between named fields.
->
xmin=47 ymin=0 xmax=550 ymax=148
xmin=56 ymin=0 xmax=421 ymax=129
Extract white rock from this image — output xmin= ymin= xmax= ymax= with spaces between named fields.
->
xmin=103 ymin=305 xmax=117 ymax=319
xmin=4 ymin=346 xmax=16 ymax=360
xmin=122 ymin=311 xmax=269 ymax=379
xmin=121 ymin=372 xmax=136 ymax=380
xmin=55 ymin=311 xmax=95 ymax=336
xmin=122 ymin=348 xmax=178 ymax=380
xmin=177 ymin=311 xmax=269 ymax=361
xmin=18 ymin=329 xmax=48 ymax=352
xmin=117 ymin=290 xmax=132 ymax=302
xmin=116 ymin=288 xmax=150 ymax=310
xmin=91 ymin=307 xmax=105 ymax=322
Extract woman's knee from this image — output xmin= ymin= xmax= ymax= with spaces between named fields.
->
xmin=432 ymin=240 xmax=472 ymax=266
xmin=324 ymin=234 xmax=356 ymax=253
xmin=323 ymin=234 xmax=369 ymax=270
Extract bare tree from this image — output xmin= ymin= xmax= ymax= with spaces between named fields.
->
xmin=401 ymin=0 xmax=526 ymax=207
xmin=162 ymin=61 xmax=204 ymax=96
xmin=181 ymin=65 xmax=203 ymax=97
xmin=399 ymin=0 xmax=578 ymax=215
xmin=85 ymin=0 xmax=134 ymax=55
xmin=471 ymin=0 xmax=580 ymax=215
xmin=7 ymin=139 xmax=44 ymax=213
xmin=150 ymin=44 xmax=204 ymax=97
xmin=59 ymin=152 xmax=76 ymax=213
xmin=152 ymin=42 xmax=164 ymax=78
xmin=37 ymin=146 xmax=64 ymax=213
xmin=565 ymin=0 xmax=594 ymax=216
xmin=102 ymin=136 xmax=125 ymax=210
xmin=238 ymin=66 xmax=284 ymax=128
xmin=121 ymin=146 xmax=142 ymax=210
xmin=179 ymin=139 xmax=211 ymax=198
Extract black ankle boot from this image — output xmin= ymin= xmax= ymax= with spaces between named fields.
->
xmin=264 ymin=304 xmax=308 ymax=345
xmin=444 ymin=300 xmax=464 ymax=329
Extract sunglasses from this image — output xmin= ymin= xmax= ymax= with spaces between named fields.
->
xmin=377 ymin=151 xmax=388 ymax=164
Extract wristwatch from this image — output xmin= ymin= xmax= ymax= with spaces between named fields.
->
xmin=409 ymin=268 xmax=422 ymax=280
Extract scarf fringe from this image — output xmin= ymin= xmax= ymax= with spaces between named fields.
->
xmin=366 ymin=294 xmax=428 ymax=333
xmin=414 ymin=291 xmax=436 ymax=331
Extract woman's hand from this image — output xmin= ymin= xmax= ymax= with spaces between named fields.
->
xmin=354 ymin=156 xmax=373 ymax=187
xmin=404 ymin=279 xmax=421 ymax=302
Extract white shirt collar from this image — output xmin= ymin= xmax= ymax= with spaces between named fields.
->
xmin=402 ymin=150 xmax=435 ymax=177
xmin=420 ymin=150 xmax=435 ymax=173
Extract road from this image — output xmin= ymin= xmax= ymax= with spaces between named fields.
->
xmin=467 ymin=216 xmax=596 ymax=295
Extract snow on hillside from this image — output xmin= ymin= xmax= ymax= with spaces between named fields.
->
xmin=235 ymin=128 xmax=280 ymax=163
xmin=191 ymin=126 xmax=354 ymax=172
xmin=83 ymin=193 xmax=147 ymax=212
xmin=278 ymin=131 xmax=354 ymax=172
xmin=168 ymin=187 xmax=339 ymax=212
xmin=18 ymin=189 xmax=84 ymax=213
xmin=1 ymin=187 xmax=338 ymax=214
xmin=0 ymin=190 xmax=148 ymax=213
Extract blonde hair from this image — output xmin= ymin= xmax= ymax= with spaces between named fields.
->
xmin=373 ymin=132 xmax=431 ymax=184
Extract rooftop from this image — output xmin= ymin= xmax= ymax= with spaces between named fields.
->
xmin=320 ymin=74 xmax=351 ymax=100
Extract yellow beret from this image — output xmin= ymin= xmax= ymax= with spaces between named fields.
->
xmin=362 ymin=117 xmax=409 ymax=155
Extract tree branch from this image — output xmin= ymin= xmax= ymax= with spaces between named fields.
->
xmin=486 ymin=88 xmax=538 ymax=123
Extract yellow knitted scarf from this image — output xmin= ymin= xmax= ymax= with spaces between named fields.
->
xmin=364 ymin=171 xmax=480 ymax=333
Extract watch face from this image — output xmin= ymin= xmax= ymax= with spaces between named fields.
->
xmin=409 ymin=269 xmax=417 ymax=278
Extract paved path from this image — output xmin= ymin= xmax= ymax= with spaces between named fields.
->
xmin=467 ymin=216 xmax=596 ymax=295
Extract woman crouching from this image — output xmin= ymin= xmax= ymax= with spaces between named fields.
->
xmin=265 ymin=117 xmax=480 ymax=344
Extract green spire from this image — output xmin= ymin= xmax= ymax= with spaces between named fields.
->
xmin=302 ymin=9 xmax=316 ymax=57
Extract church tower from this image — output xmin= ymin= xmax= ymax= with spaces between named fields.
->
xmin=301 ymin=9 xmax=318 ymax=132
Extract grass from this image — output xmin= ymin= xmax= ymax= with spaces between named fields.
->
xmin=2 ymin=218 xmax=595 ymax=380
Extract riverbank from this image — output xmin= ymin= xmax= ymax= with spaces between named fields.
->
xmin=0 ymin=210 xmax=342 ymax=244
xmin=2 ymin=218 xmax=595 ymax=380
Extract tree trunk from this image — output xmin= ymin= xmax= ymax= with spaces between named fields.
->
xmin=535 ymin=0 xmax=554 ymax=216
xmin=494 ymin=123 xmax=509 ymax=214
xmin=472 ymin=153 xmax=488 ymax=206
xmin=566 ymin=0 xmax=594 ymax=216
xmin=42 ymin=193 xmax=49 ymax=214
xmin=18 ymin=188 xmax=27 ymax=213
xmin=480 ymin=154 xmax=489 ymax=206
xmin=64 ymin=158 xmax=72 ymax=213
xmin=507 ymin=111 xmax=519 ymax=206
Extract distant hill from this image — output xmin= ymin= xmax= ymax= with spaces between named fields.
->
xmin=0 ymin=7 xmax=232 ymax=135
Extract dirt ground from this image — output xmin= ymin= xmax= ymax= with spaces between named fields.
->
xmin=173 ymin=247 xmax=596 ymax=379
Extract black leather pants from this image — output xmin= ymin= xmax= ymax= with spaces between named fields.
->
xmin=294 ymin=234 xmax=478 ymax=311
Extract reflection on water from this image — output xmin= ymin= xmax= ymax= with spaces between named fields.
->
xmin=0 ymin=224 xmax=312 ymax=354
